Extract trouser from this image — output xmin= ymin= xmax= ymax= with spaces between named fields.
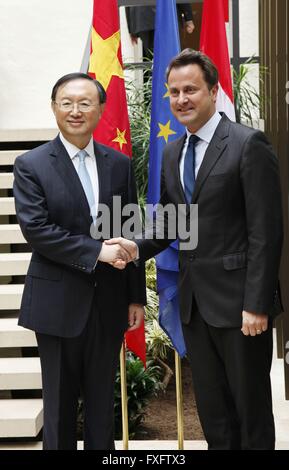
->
xmin=36 ymin=297 xmax=124 ymax=450
xmin=182 ymin=310 xmax=275 ymax=450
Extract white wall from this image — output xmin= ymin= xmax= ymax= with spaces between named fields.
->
xmin=0 ymin=0 xmax=259 ymax=131
xmin=238 ymin=0 xmax=260 ymax=122
xmin=0 ymin=0 xmax=93 ymax=130
xmin=239 ymin=0 xmax=259 ymax=58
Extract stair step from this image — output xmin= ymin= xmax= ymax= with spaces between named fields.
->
xmin=0 ymin=197 xmax=16 ymax=215
xmin=0 ymin=399 xmax=43 ymax=437
xmin=0 ymin=129 xmax=57 ymax=142
xmin=0 ymin=252 xmax=31 ymax=275
xmin=0 ymin=284 xmax=23 ymax=310
xmin=0 ymin=357 xmax=41 ymax=390
xmin=0 ymin=151 xmax=24 ymax=166
xmin=0 ymin=225 xmax=26 ymax=244
xmin=0 ymin=318 xmax=36 ymax=347
xmin=0 ymin=173 xmax=14 ymax=189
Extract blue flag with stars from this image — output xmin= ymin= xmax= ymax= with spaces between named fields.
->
xmin=147 ymin=0 xmax=186 ymax=357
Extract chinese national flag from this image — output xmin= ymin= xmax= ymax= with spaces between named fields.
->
xmin=88 ymin=0 xmax=146 ymax=366
xmin=200 ymin=0 xmax=235 ymax=121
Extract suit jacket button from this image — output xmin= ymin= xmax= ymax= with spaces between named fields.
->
xmin=94 ymin=281 xmax=98 ymax=287
xmin=189 ymin=254 xmax=195 ymax=262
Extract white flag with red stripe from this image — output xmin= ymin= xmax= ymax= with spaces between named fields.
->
xmin=200 ymin=0 xmax=235 ymax=121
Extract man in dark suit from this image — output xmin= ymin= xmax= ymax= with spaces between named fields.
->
xmin=107 ymin=49 xmax=283 ymax=449
xmin=13 ymin=73 xmax=146 ymax=450
xmin=126 ymin=4 xmax=194 ymax=60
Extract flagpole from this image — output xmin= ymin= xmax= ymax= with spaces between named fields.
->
xmin=80 ymin=27 xmax=91 ymax=73
xmin=175 ymin=351 xmax=184 ymax=450
xmin=120 ymin=342 xmax=129 ymax=450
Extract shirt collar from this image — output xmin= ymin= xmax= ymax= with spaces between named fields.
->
xmin=59 ymin=133 xmax=95 ymax=160
xmin=186 ymin=111 xmax=222 ymax=144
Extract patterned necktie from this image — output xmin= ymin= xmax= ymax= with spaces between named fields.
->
xmin=183 ymin=135 xmax=200 ymax=204
xmin=76 ymin=149 xmax=96 ymax=220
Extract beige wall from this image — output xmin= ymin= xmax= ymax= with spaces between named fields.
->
xmin=239 ymin=0 xmax=260 ymax=120
xmin=0 ymin=0 xmax=94 ymax=129
xmin=0 ymin=0 xmax=259 ymax=131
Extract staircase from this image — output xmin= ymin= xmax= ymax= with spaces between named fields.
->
xmin=0 ymin=130 xmax=56 ymax=440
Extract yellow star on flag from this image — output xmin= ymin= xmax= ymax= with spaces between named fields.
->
xmin=163 ymin=83 xmax=170 ymax=98
xmin=112 ymin=128 xmax=127 ymax=150
xmin=157 ymin=120 xmax=177 ymax=143
xmin=89 ymin=28 xmax=123 ymax=91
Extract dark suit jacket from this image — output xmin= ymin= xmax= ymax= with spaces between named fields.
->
xmin=13 ymin=136 xmax=146 ymax=338
xmin=137 ymin=114 xmax=283 ymax=327
xmin=126 ymin=4 xmax=193 ymax=35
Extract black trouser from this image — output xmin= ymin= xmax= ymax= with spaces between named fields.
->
xmin=36 ymin=297 xmax=124 ymax=450
xmin=182 ymin=310 xmax=275 ymax=450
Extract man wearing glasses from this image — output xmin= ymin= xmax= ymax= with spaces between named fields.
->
xmin=13 ymin=73 xmax=146 ymax=450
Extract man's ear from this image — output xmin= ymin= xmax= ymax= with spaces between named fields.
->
xmin=51 ymin=101 xmax=56 ymax=116
xmin=211 ymin=83 xmax=219 ymax=103
xmin=100 ymin=103 xmax=106 ymax=115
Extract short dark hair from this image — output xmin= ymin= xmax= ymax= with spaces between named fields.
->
xmin=51 ymin=73 xmax=107 ymax=104
xmin=166 ymin=49 xmax=219 ymax=90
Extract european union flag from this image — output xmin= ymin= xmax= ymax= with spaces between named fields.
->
xmin=147 ymin=0 xmax=186 ymax=357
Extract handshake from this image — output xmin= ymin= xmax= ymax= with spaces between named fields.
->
xmin=98 ymin=237 xmax=138 ymax=269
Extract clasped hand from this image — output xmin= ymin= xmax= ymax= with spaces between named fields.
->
xmin=98 ymin=237 xmax=137 ymax=269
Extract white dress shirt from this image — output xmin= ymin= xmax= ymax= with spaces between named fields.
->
xmin=179 ymin=111 xmax=222 ymax=189
xmin=59 ymin=133 xmax=99 ymax=216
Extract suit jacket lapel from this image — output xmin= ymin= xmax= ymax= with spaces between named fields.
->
xmin=93 ymin=142 xmax=111 ymax=205
xmin=49 ymin=136 xmax=92 ymax=226
xmin=192 ymin=114 xmax=230 ymax=203
xmin=171 ymin=134 xmax=187 ymax=205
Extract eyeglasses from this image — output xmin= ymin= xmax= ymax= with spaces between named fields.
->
xmin=53 ymin=101 xmax=99 ymax=112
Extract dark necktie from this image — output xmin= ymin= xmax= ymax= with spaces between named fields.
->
xmin=183 ymin=135 xmax=200 ymax=204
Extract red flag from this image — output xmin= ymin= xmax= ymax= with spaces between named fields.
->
xmin=88 ymin=0 xmax=132 ymax=155
xmin=88 ymin=0 xmax=146 ymax=366
xmin=223 ymin=0 xmax=229 ymax=22
xmin=200 ymin=0 xmax=235 ymax=121
xmin=124 ymin=322 xmax=146 ymax=367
